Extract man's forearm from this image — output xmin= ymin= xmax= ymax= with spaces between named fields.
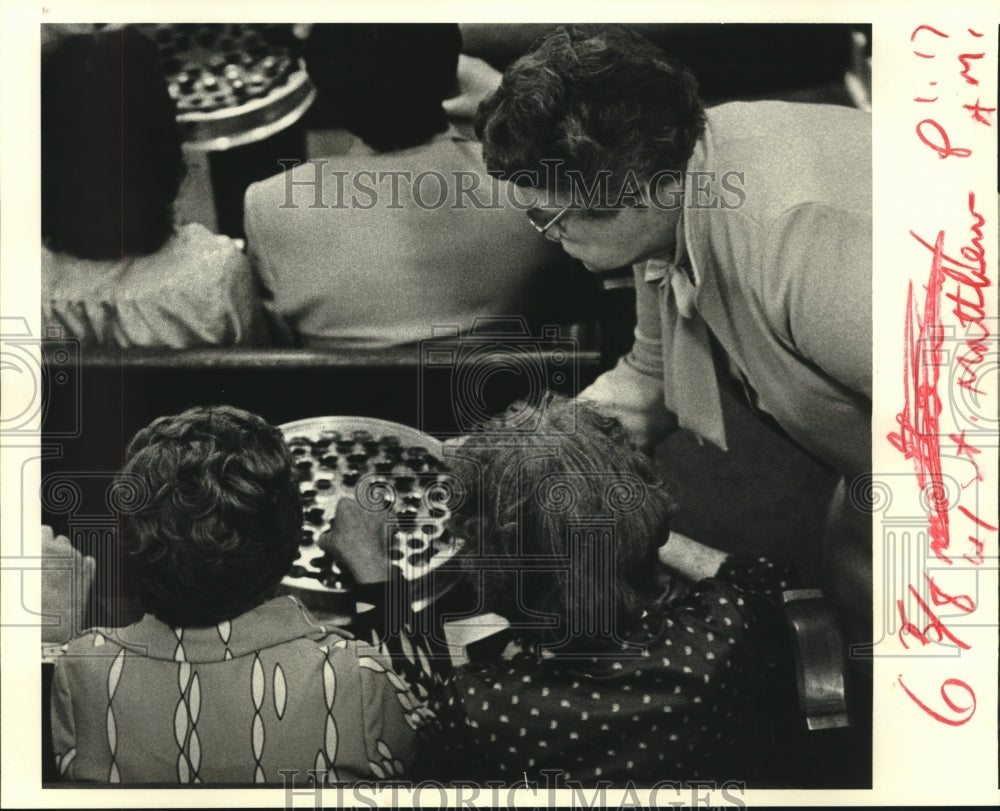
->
xmin=579 ymin=355 xmax=678 ymax=452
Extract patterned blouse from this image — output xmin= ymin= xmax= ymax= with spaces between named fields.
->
xmin=49 ymin=595 xmax=433 ymax=785
xmin=418 ymin=556 xmax=793 ymax=784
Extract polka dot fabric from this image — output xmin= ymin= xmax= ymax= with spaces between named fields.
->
xmin=420 ymin=556 xmax=793 ymax=784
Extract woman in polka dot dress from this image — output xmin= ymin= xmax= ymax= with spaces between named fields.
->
xmin=420 ymin=395 xmax=796 ymax=784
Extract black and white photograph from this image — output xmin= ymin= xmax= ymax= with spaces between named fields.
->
xmin=1 ymin=2 xmax=997 ymax=809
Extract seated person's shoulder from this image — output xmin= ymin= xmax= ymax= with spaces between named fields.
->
xmin=301 ymin=623 xmax=408 ymax=678
xmin=706 ymin=101 xmax=870 ymax=169
xmin=243 ymin=161 xmax=340 ymax=229
xmin=170 ymin=222 xmax=246 ymax=262
xmin=56 ymin=627 xmax=127 ymax=661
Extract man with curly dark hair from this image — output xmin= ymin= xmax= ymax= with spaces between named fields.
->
xmin=475 ymin=25 xmax=872 ymax=650
xmin=49 ymin=406 xmax=431 ymax=785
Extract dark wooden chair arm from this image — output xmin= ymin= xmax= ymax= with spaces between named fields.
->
xmin=782 ymin=588 xmax=852 ymax=731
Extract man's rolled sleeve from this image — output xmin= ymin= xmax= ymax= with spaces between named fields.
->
xmin=580 ymin=266 xmax=678 ymax=450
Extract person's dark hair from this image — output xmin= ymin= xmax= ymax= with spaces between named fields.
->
xmin=41 ymin=27 xmax=186 ymax=261
xmin=304 ymin=23 xmax=461 ymax=152
xmin=448 ymin=393 xmax=677 ymax=651
xmin=120 ymin=406 xmax=301 ymax=628
xmin=476 ymin=25 xmax=706 ymax=206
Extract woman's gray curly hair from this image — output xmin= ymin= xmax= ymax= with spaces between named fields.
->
xmin=448 ymin=393 xmax=677 ymax=650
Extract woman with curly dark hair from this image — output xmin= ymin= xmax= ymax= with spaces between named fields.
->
xmin=49 ymin=406 xmax=430 ymax=784
xmin=41 ymin=28 xmax=266 ymax=347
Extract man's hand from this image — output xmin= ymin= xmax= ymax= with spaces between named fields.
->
xmin=41 ymin=526 xmax=96 ymax=644
xmin=658 ymin=531 xmax=728 ymax=583
xmin=319 ymin=500 xmax=393 ymax=584
xmin=442 ymin=54 xmax=503 ymax=119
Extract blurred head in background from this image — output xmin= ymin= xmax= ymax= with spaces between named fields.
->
xmin=304 ymin=23 xmax=462 ymax=152
xmin=42 ymin=27 xmax=186 ymax=261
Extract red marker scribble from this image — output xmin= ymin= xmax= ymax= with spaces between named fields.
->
xmin=924 ymin=573 xmax=976 ymax=613
xmin=954 ymin=501 xmax=995 ymax=566
xmin=956 ymin=507 xmax=997 ymax=563
xmin=963 ymin=99 xmax=997 ymax=125
xmin=911 ymin=24 xmax=950 ymax=41
xmin=957 ymin=52 xmax=985 ymax=85
xmin=949 ymin=430 xmax=983 ymax=486
xmin=916 ymin=119 xmax=973 ymax=159
xmin=897 ymin=583 xmax=971 ymax=650
xmin=891 ymin=193 xmax=993 ymax=563
xmin=897 ymin=676 xmax=976 ymax=726
xmin=963 ymin=535 xmax=986 ymax=566
xmin=911 ymin=193 xmax=991 ymax=396
xmin=957 ymin=505 xmax=996 ymax=532
xmin=888 ymin=232 xmax=950 ymax=562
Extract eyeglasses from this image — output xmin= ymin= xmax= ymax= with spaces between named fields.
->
xmin=526 ymin=205 xmax=571 ymax=236
xmin=527 ymin=203 xmax=625 ymax=235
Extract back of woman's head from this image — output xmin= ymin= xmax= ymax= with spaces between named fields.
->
xmin=42 ymin=27 xmax=185 ymax=261
xmin=121 ymin=406 xmax=301 ymax=628
xmin=304 ymin=23 xmax=461 ymax=152
xmin=449 ymin=394 xmax=677 ymax=650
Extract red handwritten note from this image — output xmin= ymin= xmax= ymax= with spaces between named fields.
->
xmin=884 ymin=22 xmax=997 ymax=731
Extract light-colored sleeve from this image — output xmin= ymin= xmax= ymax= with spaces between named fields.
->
xmin=214 ymin=244 xmax=270 ymax=347
xmin=356 ymin=650 xmax=433 ymax=779
xmin=49 ymin=657 xmax=78 ymax=780
xmin=579 ymin=266 xmax=678 ymax=450
xmin=43 ymin=232 xmax=269 ymax=349
xmin=120 ymin=230 xmax=268 ymax=348
xmin=765 ymin=203 xmax=873 ymax=401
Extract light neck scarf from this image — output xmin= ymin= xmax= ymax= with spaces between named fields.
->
xmin=640 ymin=211 xmax=728 ymax=451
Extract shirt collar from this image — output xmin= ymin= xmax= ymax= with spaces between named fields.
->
xmin=347 ymin=122 xmax=470 ymax=156
xmin=640 ymin=204 xmax=697 ymax=287
xmin=110 ymin=595 xmax=349 ymax=663
xmin=639 ymin=124 xmax=711 ymax=288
